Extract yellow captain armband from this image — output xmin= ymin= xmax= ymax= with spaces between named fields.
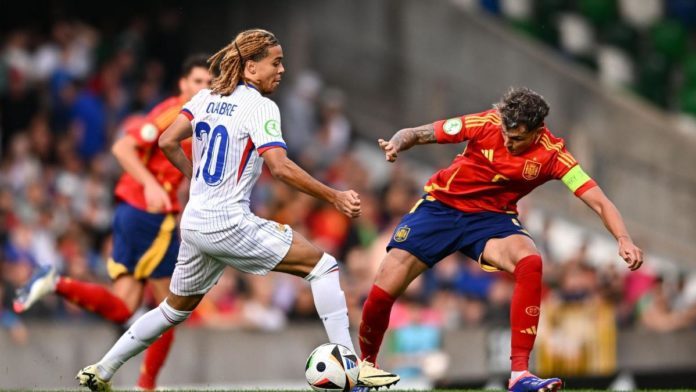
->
xmin=561 ymin=165 xmax=592 ymax=193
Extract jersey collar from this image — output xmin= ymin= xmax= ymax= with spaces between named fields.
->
xmin=238 ymin=81 xmax=260 ymax=92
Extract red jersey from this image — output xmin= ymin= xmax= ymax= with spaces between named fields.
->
xmin=426 ymin=109 xmax=596 ymax=213
xmin=114 ymin=96 xmax=192 ymax=213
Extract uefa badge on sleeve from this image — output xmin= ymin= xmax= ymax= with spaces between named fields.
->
xmin=443 ymin=118 xmax=463 ymax=135
xmin=264 ymin=119 xmax=281 ymax=137
xmin=393 ymin=225 xmax=411 ymax=242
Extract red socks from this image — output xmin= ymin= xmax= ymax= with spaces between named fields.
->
xmin=510 ymin=254 xmax=543 ymax=371
xmin=358 ymin=285 xmax=396 ymax=363
xmin=137 ymin=329 xmax=175 ymax=390
xmin=359 ymin=255 xmax=542 ymax=371
xmin=55 ymin=277 xmax=133 ymax=324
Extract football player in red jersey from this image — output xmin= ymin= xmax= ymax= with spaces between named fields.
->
xmin=14 ymin=55 xmax=212 ymax=390
xmin=358 ymin=87 xmax=643 ymax=392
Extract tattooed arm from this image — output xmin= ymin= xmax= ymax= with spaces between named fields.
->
xmin=378 ymin=123 xmax=436 ymax=162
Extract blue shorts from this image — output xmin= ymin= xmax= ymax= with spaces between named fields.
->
xmin=387 ymin=196 xmax=532 ymax=269
xmin=108 ymin=202 xmax=179 ymax=280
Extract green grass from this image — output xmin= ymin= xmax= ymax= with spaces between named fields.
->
xmin=134 ymin=389 xmax=696 ymax=392
xmin=5 ymin=388 xmax=696 ymax=392
xmin=89 ymin=390 xmax=696 ymax=392
xmin=141 ymin=388 xmax=696 ymax=392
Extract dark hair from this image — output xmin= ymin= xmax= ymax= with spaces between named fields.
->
xmin=494 ymin=87 xmax=550 ymax=131
xmin=180 ymin=54 xmax=210 ymax=78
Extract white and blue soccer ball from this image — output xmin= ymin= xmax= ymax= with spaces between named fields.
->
xmin=305 ymin=343 xmax=360 ymax=391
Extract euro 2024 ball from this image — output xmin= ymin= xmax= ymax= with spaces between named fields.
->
xmin=305 ymin=343 xmax=359 ymax=391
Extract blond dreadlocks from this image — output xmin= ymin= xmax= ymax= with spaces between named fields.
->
xmin=208 ymin=29 xmax=279 ymax=96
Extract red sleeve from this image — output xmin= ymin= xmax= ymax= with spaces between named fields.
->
xmin=573 ymin=179 xmax=598 ymax=197
xmin=146 ymin=98 xmax=182 ymax=130
xmin=544 ymin=136 xmax=597 ymax=197
xmin=547 ymin=139 xmax=578 ymax=179
xmin=119 ymin=115 xmax=155 ymax=148
xmin=181 ymin=137 xmax=193 ymax=159
xmin=126 ymin=120 xmax=159 ymax=148
xmin=433 ymin=109 xmax=500 ymax=144
xmin=128 ymin=98 xmax=182 ymax=148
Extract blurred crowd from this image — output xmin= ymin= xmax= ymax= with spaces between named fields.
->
xmin=2 ymin=10 xmax=696 ymax=381
xmin=0 ymin=11 xmax=189 ymax=332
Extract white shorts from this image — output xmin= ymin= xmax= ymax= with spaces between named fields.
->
xmin=170 ymin=212 xmax=293 ymax=296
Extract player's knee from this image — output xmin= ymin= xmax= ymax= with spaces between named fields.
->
xmin=513 ymin=254 xmax=542 ymax=278
xmin=304 ymin=253 xmax=339 ymax=281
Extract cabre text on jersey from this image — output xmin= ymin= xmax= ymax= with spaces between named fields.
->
xmin=206 ymin=102 xmax=238 ymax=116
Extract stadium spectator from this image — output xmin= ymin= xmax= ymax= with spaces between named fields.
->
xmin=637 ymin=274 xmax=696 ymax=332
xmin=536 ymin=261 xmax=617 ymax=376
xmin=0 ymin=282 xmax=28 ymax=345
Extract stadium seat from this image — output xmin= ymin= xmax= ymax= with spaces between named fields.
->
xmin=618 ymin=0 xmax=663 ymax=30
xmin=666 ymin=0 xmax=696 ymax=28
xmin=650 ymin=20 xmax=687 ymax=63
xmin=491 ymin=0 xmax=696 ymax=119
xmin=578 ymin=0 xmax=618 ymax=28
xmin=601 ymin=22 xmax=639 ymax=55
xmin=682 ymin=54 xmax=696 ymax=89
xmin=679 ymin=85 xmax=696 ymax=116
xmin=635 ymin=51 xmax=671 ymax=107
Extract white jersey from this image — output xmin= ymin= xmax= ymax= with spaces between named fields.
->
xmin=179 ymin=86 xmax=286 ymax=232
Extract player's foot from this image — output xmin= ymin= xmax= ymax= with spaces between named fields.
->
xmin=508 ymin=371 xmax=563 ymax=392
xmin=13 ymin=266 xmax=57 ymax=313
xmin=355 ymin=360 xmax=400 ymax=389
xmin=76 ymin=364 xmax=112 ymax=391
xmin=351 ymin=387 xmax=370 ymax=392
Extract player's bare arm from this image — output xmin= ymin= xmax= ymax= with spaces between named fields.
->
xmin=112 ymin=134 xmax=172 ymax=212
xmin=579 ymin=186 xmax=643 ymax=271
xmin=378 ymin=123 xmax=436 ymax=162
xmin=159 ymin=114 xmax=194 ymax=180
xmin=262 ymin=148 xmax=361 ymax=218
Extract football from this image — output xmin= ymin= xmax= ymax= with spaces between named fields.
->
xmin=305 ymin=343 xmax=360 ymax=391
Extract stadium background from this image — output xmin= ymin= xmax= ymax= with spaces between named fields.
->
xmin=1 ymin=0 xmax=696 ymax=389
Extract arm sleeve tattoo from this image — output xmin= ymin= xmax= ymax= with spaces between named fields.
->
xmin=390 ymin=123 xmax=436 ymax=152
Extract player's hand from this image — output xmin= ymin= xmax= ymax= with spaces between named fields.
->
xmin=144 ymin=182 xmax=172 ymax=213
xmin=618 ymin=237 xmax=643 ymax=271
xmin=378 ymin=138 xmax=398 ymax=162
xmin=333 ymin=190 xmax=361 ymax=218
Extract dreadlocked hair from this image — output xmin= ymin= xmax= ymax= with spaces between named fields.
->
xmin=494 ymin=87 xmax=550 ymax=132
xmin=208 ymin=29 xmax=279 ymax=96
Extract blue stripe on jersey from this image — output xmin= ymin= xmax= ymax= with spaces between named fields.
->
xmin=181 ymin=108 xmax=194 ymax=119
xmin=257 ymin=141 xmax=287 ymax=153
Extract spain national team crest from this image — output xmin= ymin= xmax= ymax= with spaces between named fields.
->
xmin=393 ymin=225 xmax=410 ymax=242
xmin=522 ymin=160 xmax=542 ymax=180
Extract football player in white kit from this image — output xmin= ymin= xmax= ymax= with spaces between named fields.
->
xmin=76 ymin=29 xmax=399 ymax=391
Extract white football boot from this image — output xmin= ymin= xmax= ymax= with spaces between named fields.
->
xmin=355 ymin=360 xmax=400 ymax=389
xmin=76 ymin=364 xmax=112 ymax=391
